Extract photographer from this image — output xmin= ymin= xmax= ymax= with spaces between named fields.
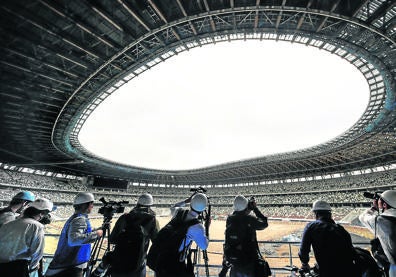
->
xmin=45 ymin=192 xmax=103 ymax=277
xmin=170 ymin=191 xmax=210 ymax=250
xmin=0 ymin=198 xmax=54 ymax=277
xmin=223 ymin=195 xmax=268 ymax=277
xmin=0 ymin=191 xmax=35 ymax=227
xmin=151 ymin=192 xmax=209 ymax=277
xmin=299 ymin=200 xmax=357 ymax=277
xmin=107 ymin=193 xmax=159 ymax=277
xmin=359 ymin=190 xmax=396 ymax=277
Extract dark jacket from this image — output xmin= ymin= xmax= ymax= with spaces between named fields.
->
xmin=109 ymin=206 xmax=159 ymax=254
xmin=299 ymin=217 xmax=357 ymax=277
xmin=226 ymin=208 xmax=268 ymax=275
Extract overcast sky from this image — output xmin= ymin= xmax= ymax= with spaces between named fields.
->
xmin=79 ymin=40 xmax=369 ymax=171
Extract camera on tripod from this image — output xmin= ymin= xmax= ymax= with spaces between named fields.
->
xmin=363 ymin=191 xmax=383 ymax=200
xmin=98 ymin=197 xmax=129 ymax=219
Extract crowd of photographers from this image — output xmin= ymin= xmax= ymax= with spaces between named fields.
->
xmin=0 ymin=187 xmax=395 ymax=277
xmin=1 ymin=167 xmax=396 ymax=276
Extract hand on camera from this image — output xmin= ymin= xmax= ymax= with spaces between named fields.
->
xmin=248 ymin=198 xmax=257 ymax=210
xmin=96 ymin=229 xmax=104 ymax=238
xmin=184 ymin=194 xmax=195 ymax=204
xmin=371 ymin=199 xmax=379 ymax=211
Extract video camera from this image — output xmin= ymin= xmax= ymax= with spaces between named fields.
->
xmin=363 ymin=191 xmax=383 ymax=200
xmin=98 ymin=197 xmax=128 ymax=219
xmin=39 ymin=213 xmax=52 ymax=225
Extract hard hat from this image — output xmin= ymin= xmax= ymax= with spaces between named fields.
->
xmin=380 ymin=190 xmax=396 ymax=208
xmin=233 ymin=195 xmax=248 ymax=211
xmin=312 ymin=200 xmax=331 ymax=211
xmin=190 ymin=193 xmax=207 ymax=212
xmin=12 ymin=191 xmax=35 ymax=202
xmin=30 ymin=198 xmax=55 ymax=212
xmin=137 ymin=193 xmax=153 ymax=206
xmin=74 ymin=192 xmax=95 ymax=205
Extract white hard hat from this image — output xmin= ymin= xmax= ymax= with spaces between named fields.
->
xmin=312 ymin=200 xmax=331 ymax=211
xmin=190 ymin=193 xmax=207 ymax=212
xmin=380 ymin=190 xmax=396 ymax=208
xmin=233 ymin=195 xmax=248 ymax=211
xmin=137 ymin=193 xmax=153 ymax=206
xmin=30 ymin=198 xmax=55 ymax=212
xmin=74 ymin=192 xmax=95 ymax=205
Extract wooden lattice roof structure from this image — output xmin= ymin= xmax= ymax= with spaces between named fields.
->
xmin=0 ymin=0 xmax=395 ymax=186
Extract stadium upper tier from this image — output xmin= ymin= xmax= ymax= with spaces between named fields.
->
xmin=0 ymin=0 xmax=395 ymax=186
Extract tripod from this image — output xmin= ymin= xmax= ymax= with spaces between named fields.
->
xmin=189 ymin=187 xmax=211 ymax=277
xmin=201 ymin=204 xmax=211 ymax=277
xmin=85 ymin=215 xmax=112 ymax=277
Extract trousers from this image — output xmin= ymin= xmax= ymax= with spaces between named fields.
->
xmin=0 ymin=260 xmax=29 ymax=277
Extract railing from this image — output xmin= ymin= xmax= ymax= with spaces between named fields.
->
xmin=40 ymin=234 xmax=370 ymax=277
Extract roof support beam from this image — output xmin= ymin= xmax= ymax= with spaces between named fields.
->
xmin=176 ymin=0 xmax=198 ymax=35
xmin=117 ymin=0 xmax=151 ymax=32
xmin=1 ymin=5 xmax=101 ymax=60
xmin=366 ymin=0 xmax=395 ymax=25
xmin=147 ymin=0 xmax=182 ymax=41
xmin=351 ymin=0 xmax=371 ymax=17
xmin=90 ymin=6 xmax=123 ymax=32
xmin=254 ymin=0 xmax=261 ymax=29
xmin=38 ymin=0 xmax=117 ymax=49
xmin=296 ymin=0 xmax=314 ymax=30
xmin=203 ymin=0 xmax=216 ymax=31
xmin=0 ymin=60 xmax=74 ymax=87
xmin=2 ymin=47 xmax=79 ymax=79
xmin=275 ymin=0 xmax=287 ymax=29
xmin=316 ymin=0 xmax=341 ymax=32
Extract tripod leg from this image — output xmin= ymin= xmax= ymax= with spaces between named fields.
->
xmin=91 ymin=225 xmax=112 ymax=277
xmin=86 ymin=229 xmax=106 ymax=277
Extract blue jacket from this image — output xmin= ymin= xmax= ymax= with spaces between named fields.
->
xmin=48 ymin=213 xmax=98 ymax=269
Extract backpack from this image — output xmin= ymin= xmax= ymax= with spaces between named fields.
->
xmin=109 ymin=212 xmax=153 ymax=272
xmin=376 ymin=215 xmax=396 ymax=265
xmin=370 ymin=238 xmax=390 ymax=270
xmin=224 ymin=214 xmax=257 ymax=266
xmin=306 ymin=222 xmax=367 ymax=277
xmin=147 ymin=209 xmax=199 ymax=272
xmin=353 ymin=247 xmax=384 ymax=277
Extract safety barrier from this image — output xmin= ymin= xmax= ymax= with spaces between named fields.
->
xmin=41 ymin=234 xmax=370 ymax=277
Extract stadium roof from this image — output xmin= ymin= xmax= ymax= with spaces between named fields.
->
xmin=0 ymin=0 xmax=395 ymax=186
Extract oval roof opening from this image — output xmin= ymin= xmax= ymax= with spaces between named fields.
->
xmin=79 ymin=40 xmax=369 ymax=170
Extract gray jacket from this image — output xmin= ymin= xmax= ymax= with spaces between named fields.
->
xmin=359 ymin=208 xmax=396 ymax=264
xmin=0 ymin=207 xmax=18 ymax=227
xmin=0 ymin=217 xmax=45 ymax=270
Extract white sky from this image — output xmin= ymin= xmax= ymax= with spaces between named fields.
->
xmin=79 ymin=40 xmax=369 ymax=171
